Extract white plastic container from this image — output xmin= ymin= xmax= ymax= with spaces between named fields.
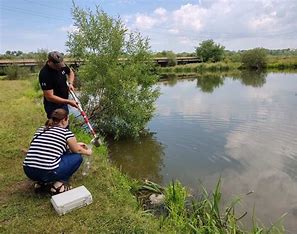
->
xmin=50 ymin=185 xmax=92 ymax=215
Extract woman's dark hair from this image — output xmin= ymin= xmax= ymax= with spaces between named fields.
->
xmin=45 ymin=109 xmax=68 ymax=129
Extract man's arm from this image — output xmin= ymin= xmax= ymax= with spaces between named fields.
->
xmin=43 ymin=89 xmax=78 ymax=108
xmin=67 ymin=68 xmax=75 ymax=91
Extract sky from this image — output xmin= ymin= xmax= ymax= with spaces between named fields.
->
xmin=1 ymin=0 xmax=297 ymax=53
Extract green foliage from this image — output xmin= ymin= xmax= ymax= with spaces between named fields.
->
xmin=225 ymin=50 xmax=242 ymax=62
xmin=241 ymin=48 xmax=268 ymax=69
xmin=165 ymin=181 xmax=187 ymax=215
xmin=166 ymin=51 xmax=177 ymax=66
xmin=195 ymin=39 xmax=225 ymax=62
xmin=5 ymin=50 xmax=23 ymax=56
xmin=154 ymin=50 xmax=177 ymax=66
xmin=3 ymin=64 xmax=31 ymax=80
xmin=67 ymin=4 xmax=160 ymax=139
xmin=35 ymin=49 xmax=48 ymax=69
xmin=164 ymin=181 xmax=188 ymax=230
xmin=267 ymin=55 xmax=297 ymax=70
xmin=162 ymin=179 xmax=285 ymax=233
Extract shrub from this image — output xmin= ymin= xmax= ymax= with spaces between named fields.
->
xmin=241 ymin=48 xmax=268 ymax=69
xmin=195 ymin=39 xmax=225 ymax=62
xmin=3 ymin=65 xmax=30 ymax=80
xmin=35 ymin=49 xmax=48 ymax=69
xmin=67 ymin=4 xmax=160 ymax=139
xmin=166 ymin=51 xmax=177 ymax=66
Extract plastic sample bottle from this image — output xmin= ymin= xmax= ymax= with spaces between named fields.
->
xmin=82 ymin=144 xmax=93 ymax=176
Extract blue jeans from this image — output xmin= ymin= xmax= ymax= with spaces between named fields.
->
xmin=24 ymin=153 xmax=83 ymax=183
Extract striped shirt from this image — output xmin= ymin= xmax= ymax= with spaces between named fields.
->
xmin=23 ymin=126 xmax=75 ymax=170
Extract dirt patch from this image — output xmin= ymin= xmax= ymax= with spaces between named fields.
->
xmin=0 ymin=180 xmax=32 ymax=205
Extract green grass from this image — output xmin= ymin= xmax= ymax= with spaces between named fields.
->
xmin=158 ymin=62 xmax=241 ymax=76
xmin=160 ymin=180 xmax=285 ymax=233
xmin=0 ymin=78 xmax=170 ymax=233
xmin=267 ymin=55 xmax=297 ymax=69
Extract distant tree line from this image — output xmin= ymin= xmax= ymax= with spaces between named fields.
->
xmin=0 ymin=50 xmax=70 ymax=60
xmin=2 ymin=44 xmax=297 ymax=61
xmin=1 ymin=40 xmax=297 ymax=71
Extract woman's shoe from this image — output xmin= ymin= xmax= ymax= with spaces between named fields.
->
xmin=50 ymin=182 xmax=72 ymax=195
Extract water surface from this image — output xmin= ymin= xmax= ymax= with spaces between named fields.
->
xmin=109 ymin=72 xmax=297 ymax=232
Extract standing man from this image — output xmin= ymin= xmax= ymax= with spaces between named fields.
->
xmin=39 ymin=51 xmax=78 ymax=119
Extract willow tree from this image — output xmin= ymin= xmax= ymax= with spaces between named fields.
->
xmin=67 ymin=4 xmax=160 ymax=139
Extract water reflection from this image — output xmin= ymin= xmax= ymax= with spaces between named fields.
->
xmin=195 ymin=70 xmax=268 ymax=93
xmin=237 ymin=70 xmax=267 ymax=87
xmin=162 ymin=70 xmax=268 ymax=93
xmin=108 ymin=132 xmax=165 ymax=184
xmin=162 ymin=74 xmax=196 ymax=87
xmin=196 ymin=73 xmax=224 ymax=93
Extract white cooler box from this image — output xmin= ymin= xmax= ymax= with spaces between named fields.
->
xmin=50 ymin=185 xmax=92 ymax=215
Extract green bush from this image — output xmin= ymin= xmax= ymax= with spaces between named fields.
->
xmin=195 ymin=39 xmax=225 ymax=62
xmin=35 ymin=49 xmax=48 ymax=69
xmin=174 ymin=66 xmax=183 ymax=73
xmin=3 ymin=65 xmax=31 ymax=80
xmin=241 ymin=48 xmax=268 ymax=69
xmin=166 ymin=51 xmax=177 ymax=66
xmin=67 ymin=4 xmax=160 ymax=139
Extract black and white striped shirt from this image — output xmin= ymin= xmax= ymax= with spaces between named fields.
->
xmin=23 ymin=126 xmax=74 ymax=170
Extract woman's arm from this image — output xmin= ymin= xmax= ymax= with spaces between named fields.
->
xmin=67 ymin=137 xmax=92 ymax=155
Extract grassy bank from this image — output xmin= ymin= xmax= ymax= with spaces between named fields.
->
xmin=158 ymin=56 xmax=297 ymax=77
xmin=0 ymin=78 xmax=170 ymax=233
xmin=267 ymin=55 xmax=297 ymax=69
xmin=159 ymin=62 xmax=241 ymax=75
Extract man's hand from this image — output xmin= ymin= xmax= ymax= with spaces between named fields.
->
xmin=67 ymin=99 xmax=79 ymax=109
xmin=68 ymin=83 xmax=75 ymax=92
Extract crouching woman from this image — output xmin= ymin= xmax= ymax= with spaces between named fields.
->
xmin=23 ymin=108 xmax=92 ymax=194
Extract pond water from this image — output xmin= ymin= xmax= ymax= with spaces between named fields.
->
xmin=108 ymin=71 xmax=297 ymax=232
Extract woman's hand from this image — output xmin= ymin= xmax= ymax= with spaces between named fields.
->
xmin=85 ymin=148 xmax=93 ymax=156
xmin=77 ymin=142 xmax=92 ymax=155
xmin=78 ymin=142 xmax=87 ymax=149
xmin=68 ymin=138 xmax=93 ymax=155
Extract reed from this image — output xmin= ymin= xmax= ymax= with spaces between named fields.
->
xmin=161 ymin=179 xmax=285 ymax=233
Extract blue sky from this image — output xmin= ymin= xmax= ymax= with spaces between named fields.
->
xmin=1 ymin=0 xmax=297 ymax=53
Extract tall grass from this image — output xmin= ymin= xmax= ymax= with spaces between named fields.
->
xmin=267 ymin=56 xmax=297 ymax=70
xmin=160 ymin=179 xmax=285 ymax=233
xmin=159 ymin=62 xmax=241 ymax=75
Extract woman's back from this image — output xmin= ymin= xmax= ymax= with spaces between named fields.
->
xmin=23 ymin=126 xmax=74 ymax=170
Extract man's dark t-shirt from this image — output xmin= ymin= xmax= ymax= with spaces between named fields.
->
xmin=39 ymin=63 xmax=70 ymax=118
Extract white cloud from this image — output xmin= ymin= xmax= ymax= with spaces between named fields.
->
xmin=248 ymin=14 xmax=277 ymax=31
xmin=178 ymin=36 xmax=193 ymax=45
xmin=59 ymin=24 xmax=78 ymax=33
xmin=126 ymin=0 xmax=297 ymax=51
xmin=173 ymin=4 xmax=206 ymax=31
xmin=154 ymin=7 xmax=167 ymax=17
xmin=134 ymin=14 xmax=157 ymax=30
xmin=168 ymin=28 xmax=179 ymax=34
xmin=2 ymin=0 xmax=297 ymax=53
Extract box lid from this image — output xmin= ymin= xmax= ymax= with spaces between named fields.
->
xmin=51 ymin=185 xmax=91 ymax=207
